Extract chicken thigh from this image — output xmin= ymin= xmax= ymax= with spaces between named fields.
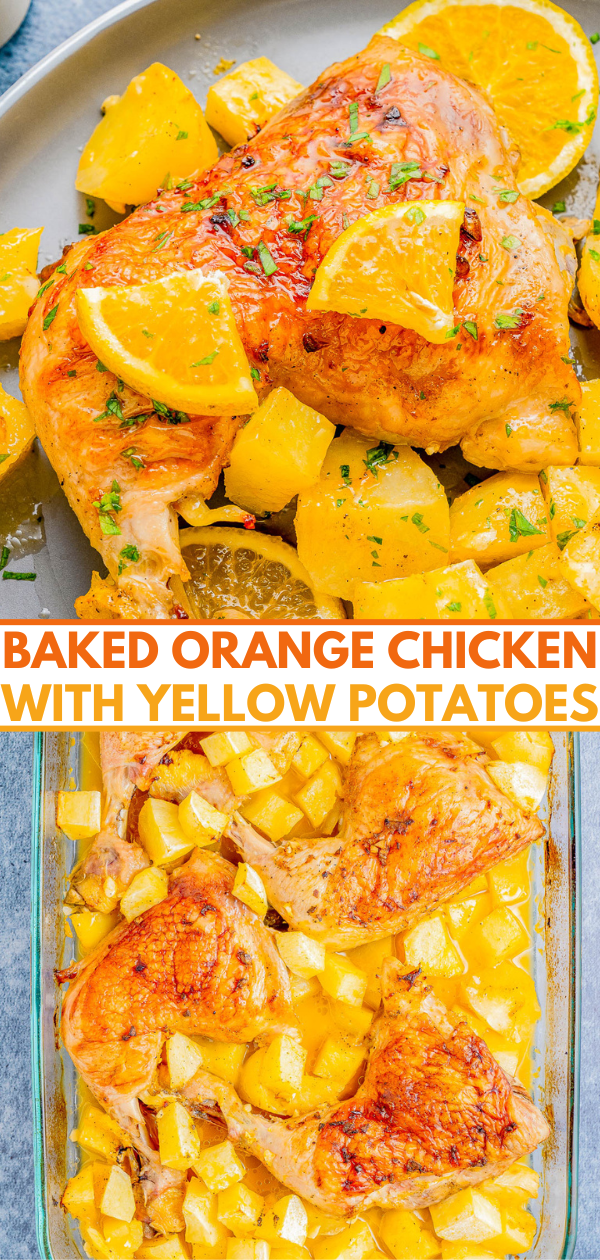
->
xmin=20 ymin=36 xmax=577 ymax=616
xmin=230 ymin=732 xmax=544 ymax=947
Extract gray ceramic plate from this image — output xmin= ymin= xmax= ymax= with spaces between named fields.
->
xmin=1 ymin=0 xmax=600 ymax=617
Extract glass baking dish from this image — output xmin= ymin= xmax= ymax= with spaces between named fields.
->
xmin=30 ymin=730 xmax=581 ymax=1260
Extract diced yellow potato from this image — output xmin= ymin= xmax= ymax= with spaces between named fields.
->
xmin=200 ymin=731 xmax=255 ymax=767
xmin=450 ymin=473 xmax=549 ymax=567
xmin=102 ymin=1218 xmax=144 ymax=1257
xmin=183 ymin=1177 xmax=229 ymax=1248
xmin=157 ymin=1101 xmax=202 ymax=1171
xmin=77 ymin=63 xmax=218 ymax=207
xmin=558 ymin=507 xmax=600 ymax=608
xmin=486 ymin=1204 xmax=537 ymax=1254
xmin=312 ymin=1220 xmax=373 ymax=1258
xmin=577 ymin=379 xmax=600 ymax=464
xmin=238 ymin=1046 xmax=295 ymax=1113
xmin=490 ymin=731 xmax=553 ymax=774
xmin=430 ymin=1189 xmax=501 ymax=1242
xmin=205 ymin=56 xmax=302 ymax=147
xmin=232 ymin=862 xmax=268 ymax=917
xmin=57 ymin=790 xmax=101 ymax=840
xmin=255 ymin=1194 xmax=308 ymax=1247
xmin=468 ymin=906 xmax=529 ymax=966
xmin=120 ymin=866 xmax=168 ymax=922
xmin=0 ymin=227 xmax=43 ymax=340
xmin=226 ymin=1241 xmax=271 ymax=1260
xmin=487 ymin=852 xmax=529 ymax=906
xmin=347 ymin=936 xmax=394 ymax=1010
xmin=403 ymin=915 xmax=463 ymax=978
xmin=62 ymin=1163 xmax=97 ymax=1218
xmin=330 ymin=999 xmax=374 ymax=1042
xmin=487 ymin=761 xmax=547 ymax=812
xmin=313 ymin=1036 xmax=365 ymax=1087
xmin=166 ymin=1032 xmax=204 ymax=1090
xmin=192 ymin=1037 xmax=246 ymax=1086
xmin=225 ymin=386 xmax=335 ymax=514
xmin=379 ymin=1208 xmax=439 ymax=1260
xmin=304 ymin=1203 xmax=348 ymax=1240
xmin=320 ymin=953 xmax=368 ymax=1007
xmin=217 ymin=1181 xmax=264 ymax=1233
xmin=193 ymin=1141 xmax=245 ymax=1193
xmin=493 ymin=1047 xmax=520 ymax=1077
xmin=296 ymin=433 xmax=450 ymax=598
xmin=78 ymin=1222 xmax=112 ymax=1260
xmin=276 ymin=930 xmax=325 ymax=979
xmin=541 ymin=464 xmax=600 ymax=552
xmin=265 ymin=731 xmax=304 ymax=775
xmin=318 ymin=731 xmax=357 ymax=766
xmin=294 ymin=758 xmax=342 ymax=828
xmin=450 ymin=1005 xmax=521 ymax=1075
xmin=485 ymin=543 xmax=590 ymax=619
xmin=262 ymin=1033 xmax=307 ymax=1099
xmin=226 ymin=749 xmax=281 ymax=795
xmin=290 ymin=973 xmax=320 ymax=1004
xmin=269 ymin=1246 xmax=311 ymax=1260
xmin=179 ymin=792 xmax=229 ymax=846
xmin=293 ymin=1074 xmax=341 ymax=1112
xmin=138 ymin=798 xmax=196 ymax=865
xmin=137 ymin=1234 xmax=189 ymax=1260
xmin=448 ymin=875 xmax=488 ymax=900
xmin=71 ymin=909 xmax=120 ymax=953
xmin=460 ymin=961 xmax=541 ymax=1042
xmin=292 ymin=735 xmax=329 ymax=779
xmin=243 ymin=789 xmax=304 ymax=842
xmin=440 ymin=1245 xmax=497 ymax=1260
xmin=485 ymin=1161 xmax=539 ymax=1204
xmin=97 ymin=1164 xmax=135 ymax=1222
xmin=445 ymin=898 xmax=481 ymax=941
xmin=71 ymin=1105 xmax=130 ymax=1161
xmin=354 ymin=559 xmax=500 ymax=620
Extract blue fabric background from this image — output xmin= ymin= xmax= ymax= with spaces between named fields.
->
xmin=1 ymin=4 xmax=599 ymax=1257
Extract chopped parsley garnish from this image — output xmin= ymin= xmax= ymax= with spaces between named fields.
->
xmin=43 ymin=306 xmax=58 ymax=331
xmin=2 ymin=571 xmax=36 ymax=581
xmin=589 ymin=248 xmax=600 ymax=262
xmin=593 ymin=220 xmax=600 ymax=235
xmin=446 ymin=325 xmax=461 ymax=339
xmin=78 ymin=223 xmax=98 ymax=235
xmin=539 ymin=469 xmax=548 ymax=484
xmin=484 ymin=590 xmax=497 ymax=618
xmin=192 ymin=350 xmax=219 ymax=366
xmin=538 ymin=574 xmax=548 ymax=588
xmin=549 ymin=399 xmax=572 ymax=413
xmin=551 ymin=111 xmax=595 ymax=134
xmin=553 ymin=200 xmax=566 ymax=214
xmin=364 ymin=441 xmax=398 ymax=475
xmin=390 ymin=160 xmax=422 ymax=190
xmin=572 ymin=516 xmax=587 ymax=529
xmin=446 ymin=601 xmax=461 ymax=612
xmin=152 ymin=400 xmax=190 ymax=424
xmin=67 ymin=370 xmax=77 ymax=377
xmin=118 ymin=543 xmax=140 ymax=574
xmin=557 ymin=529 xmax=577 ymax=550
xmin=37 ymin=278 xmax=55 ymax=298
xmin=85 ymin=197 xmax=96 ymax=218
xmin=591 ymin=31 xmax=600 ymax=43
xmin=495 ymin=310 xmax=522 ymax=329
xmin=366 ymin=179 xmax=380 ymax=199
xmin=244 ymin=260 xmax=262 ymax=275
xmin=405 ymin=204 xmax=425 ymax=225
xmin=241 ymin=245 xmax=254 ymax=258
xmin=0 ymin=454 xmax=8 ymax=465
xmin=376 ymin=63 xmax=392 ymax=92
xmin=336 ymin=498 xmax=345 ymax=508
xmin=257 ymin=240 xmax=277 ymax=276
xmin=249 ymin=183 xmax=292 ymax=206
xmin=506 ymin=424 xmax=513 ymax=436
xmin=93 ymin=480 xmax=122 ymax=536
xmin=508 ymin=507 xmax=543 ymax=542
xmin=152 ymin=229 xmax=174 ymax=252
xmin=496 ymin=188 xmax=519 ymax=203
xmin=287 ymin=214 xmax=317 ymax=239
xmin=330 ymin=160 xmax=351 ymax=179
xmin=94 ymin=391 xmax=124 ymax=423
xmin=239 ymin=209 xmax=250 ymax=222
xmin=412 ymin=512 xmax=429 ymax=533
xmin=501 ymin=235 xmax=520 ymax=250
xmin=176 ymin=130 xmax=188 ymax=140
xmin=208 ymin=299 xmax=220 ymax=314
xmin=121 ymin=447 xmax=144 ymax=470
xmin=96 ymin=360 xmax=109 ymax=372
xmin=227 ymin=208 xmax=240 ymax=227
xmin=418 ymin=42 xmax=439 ymax=59
xmin=176 ymin=178 xmax=193 ymax=191
xmin=367 ymin=535 xmax=383 ymax=545
xmin=463 ymin=320 xmax=478 ymax=340
xmin=56 ymin=263 xmax=67 ymax=274
xmin=250 ymin=367 xmax=260 ymax=381
xmin=83 ymin=262 xmax=93 ymax=271
xmin=340 ymin=464 xmax=351 ymax=485
xmin=181 ymin=193 xmax=221 ymax=213
xmin=349 ymin=102 xmax=359 ymax=133
xmin=249 ymin=91 xmax=259 ymax=101
xmin=549 ymin=499 xmax=556 ymax=519
xmin=0 ymin=546 xmax=10 ymax=569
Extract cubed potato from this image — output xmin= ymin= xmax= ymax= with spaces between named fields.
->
xmin=313 ymin=1036 xmax=366 ymax=1087
xmin=558 ymin=507 xmax=600 ymax=608
xmin=62 ymin=1163 xmax=97 ymax=1218
xmin=200 ymin=731 xmax=255 ymax=767
xmin=487 ymin=852 xmax=530 ymax=906
xmin=136 ymin=1234 xmax=189 ymax=1259
xmin=450 ymin=1005 xmax=521 ymax=1073
xmin=239 ymin=1047 xmax=288 ymax=1113
xmin=450 ymin=473 xmax=549 ymax=567
xmin=304 ymin=1202 xmax=349 ymax=1240
xmin=379 ymin=1208 xmax=438 ymax=1260
xmin=261 ymin=1033 xmax=307 ymax=1099
xmin=468 ymin=907 xmax=529 ymax=966
xmin=269 ymin=1246 xmax=311 ymax=1260
xmin=183 ymin=1177 xmax=229 ymax=1248
xmin=577 ymin=379 xmax=600 ymax=464
xmin=448 ymin=875 xmax=488 ymax=900
xmin=294 ymin=758 xmax=342 ymax=828
xmin=460 ymin=961 xmax=541 ymax=1042
xmin=290 ymin=973 xmax=320 ymax=1004
xmin=166 ymin=1032 xmax=204 ymax=1090
xmin=120 ymin=866 xmax=168 ymax=922
xmin=192 ymin=1037 xmax=246 ymax=1086
xmin=296 ymin=433 xmax=450 ymax=598
xmin=292 ymin=735 xmax=329 ymax=779
xmin=57 ymin=790 xmax=101 ymax=840
xmin=102 ymin=1218 xmax=144 ymax=1257
xmin=292 ymin=1074 xmax=341 ymax=1113
xmin=493 ymin=1048 xmax=520 ymax=1077
xmin=255 ymin=1194 xmax=308 ymax=1246
xmin=440 ymin=1245 xmax=497 ymax=1259
xmin=485 ymin=1204 xmax=537 ymax=1254
xmin=97 ymin=1164 xmax=135 ymax=1222
xmin=226 ymin=1241 xmax=271 ymax=1260
xmin=490 ymin=731 xmax=553 ymax=774
xmin=243 ymin=790 xmax=304 ymax=842
xmin=276 ymin=931 xmax=326 ymax=979
xmin=430 ymin=1189 xmax=501 ymax=1241
xmin=541 ymin=464 xmax=600 ymax=553
xmin=217 ymin=1181 xmax=264 ymax=1233
xmin=486 ymin=543 xmax=590 ymax=618
xmin=206 ymin=57 xmax=302 ymax=147
xmin=77 ymin=1222 xmax=112 ymax=1260
xmin=226 ymin=749 xmax=281 ymax=795
xmin=317 ymin=731 xmax=357 ymax=766
xmin=445 ymin=898 xmax=481 ymax=941
xmin=354 ymin=559 xmax=501 ymax=620
xmin=193 ymin=1141 xmax=245 ymax=1193
xmin=77 ymin=63 xmax=218 ymax=207
xmin=403 ymin=915 xmax=463 ymax=978
xmin=71 ymin=1105 xmax=130 ymax=1161
xmin=232 ymin=862 xmax=268 ymax=917
xmin=319 ymin=953 xmax=368 ymax=1007
xmin=330 ymin=999 xmax=374 ymax=1042
xmin=138 ymin=798 xmax=196 ymax=865
xmin=225 ymin=386 xmax=335 ymax=513
xmin=487 ymin=761 xmax=547 ymax=812
xmin=179 ymin=792 xmax=229 ymax=846
xmin=347 ymin=936 xmax=395 ymax=1010
xmin=71 ymin=909 xmax=120 ymax=953
xmin=485 ymin=1160 xmax=539 ymax=1203
xmin=157 ymin=1101 xmax=202 ymax=1171
xmin=312 ymin=1220 xmax=373 ymax=1258
xmin=0 ymin=228 xmax=43 ymax=340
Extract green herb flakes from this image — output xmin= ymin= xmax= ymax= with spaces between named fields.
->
xmin=118 ymin=543 xmax=140 ymax=574
xmin=364 ymin=441 xmax=398 ymax=475
xmin=208 ymin=300 xmax=220 ymax=314
xmin=43 ymin=306 xmax=58 ymax=331
xmin=192 ymin=351 xmax=219 ymax=366
xmin=93 ymin=480 xmax=122 ymax=536
xmin=501 ymin=235 xmax=520 ymax=250
xmin=376 ymin=63 xmax=391 ymax=92
xmin=257 ymin=240 xmax=277 ymax=276
xmin=463 ymin=320 xmax=478 ymax=340
xmin=508 ymin=507 xmax=543 ymax=542
xmin=405 ymin=205 xmax=425 ymax=225
xmin=412 ymin=512 xmax=429 ymax=533
xmin=418 ymin=42 xmax=439 ymax=59
xmin=495 ymin=310 xmax=522 ymax=330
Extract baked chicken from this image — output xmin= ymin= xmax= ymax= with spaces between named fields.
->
xmin=20 ymin=35 xmax=577 ymax=617
xmin=230 ymin=732 xmax=544 ymax=947
xmin=183 ymin=961 xmax=548 ymax=1215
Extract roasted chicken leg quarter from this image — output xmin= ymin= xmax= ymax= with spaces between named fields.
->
xmin=20 ymin=36 xmax=577 ymax=617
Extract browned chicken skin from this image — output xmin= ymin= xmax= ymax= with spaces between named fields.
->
xmin=183 ymin=961 xmax=548 ymax=1215
xmin=21 ymin=36 xmax=577 ymax=616
xmin=231 ymin=732 xmax=544 ymax=947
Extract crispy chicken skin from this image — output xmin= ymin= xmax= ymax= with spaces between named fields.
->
xmin=184 ymin=961 xmax=548 ymax=1215
xmin=21 ymin=36 xmax=577 ymax=616
xmin=230 ymin=732 xmax=544 ymax=947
